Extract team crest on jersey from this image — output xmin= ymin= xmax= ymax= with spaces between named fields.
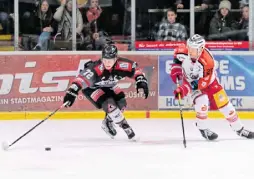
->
xmin=95 ymin=75 xmax=122 ymax=87
xmin=119 ymin=62 xmax=129 ymax=69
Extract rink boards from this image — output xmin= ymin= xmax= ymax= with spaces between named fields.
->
xmin=0 ymin=111 xmax=254 ymax=120
xmin=0 ymin=51 xmax=254 ymax=120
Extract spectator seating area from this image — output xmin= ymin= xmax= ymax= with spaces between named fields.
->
xmin=0 ymin=0 xmax=250 ymax=51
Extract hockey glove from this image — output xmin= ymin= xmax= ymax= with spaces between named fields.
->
xmin=174 ymin=84 xmax=190 ymax=100
xmin=170 ymin=64 xmax=183 ymax=84
xmin=63 ymin=83 xmax=81 ymax=107
xmin=135 ymin=75 xmax=149 ymax=99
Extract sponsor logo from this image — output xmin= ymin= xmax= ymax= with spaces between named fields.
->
xmin=119 ymin=62 xmax=129 ymax=69
xmin=0 ymin=60 xmax=134 ymax=95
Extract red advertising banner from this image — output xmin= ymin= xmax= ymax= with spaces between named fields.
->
xmin=0 ymin=55 xmax=158 ymax=111
xmin=135 ymin=41 xmax=249 ymax=51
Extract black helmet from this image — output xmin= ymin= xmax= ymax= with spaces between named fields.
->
xmin=102 ymin=44 xmax=118 ymax=59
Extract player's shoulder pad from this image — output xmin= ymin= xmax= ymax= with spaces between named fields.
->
xmin=174 ymin=45 xmax=188 ymax=62
xmin=79 ymin=60 xmax=94 ymax=72
xmin=79 ymin=59 xmax=102 ymax=76
xmin=117 ymin=57 xmax=134 ymax=64
xmin=203 ymin=48 xmax=214 ymax=59
xmin=174 ymin=45 xmax=188 ymax=55
xmin=199 ymin=48 xmax=215 ymax=67
xmin=115 ymin=57 xmax=134 ymax=72
xmin=89 ymin=59 xmax=105 ymax=76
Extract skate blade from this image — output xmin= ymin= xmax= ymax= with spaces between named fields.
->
xmin=101 ymin=126 xmax=115 ymax=139
xmin=129 ymin=136 xmax=140 ymax=142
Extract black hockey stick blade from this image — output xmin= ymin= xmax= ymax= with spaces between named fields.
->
xmin=3 ymin=102 xmax=69 ymax=150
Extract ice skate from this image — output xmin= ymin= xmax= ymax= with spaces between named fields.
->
xmin=118 ymin=119 xmax=138 ymax=141
xmin=101 ymin=116 xmax=117 ymax=139
xmin=196 ymin=123 xmax=218 ymax=141
xmin=236 ymin=127 xmax=254 ymax=139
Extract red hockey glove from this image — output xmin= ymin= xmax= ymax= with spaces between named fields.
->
xmin=174 ymin=84 xmax=190 ymax=99
xmin=170 ymin=64 xmax=183 ymax=84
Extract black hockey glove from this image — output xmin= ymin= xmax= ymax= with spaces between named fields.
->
xmin=135 ymin=76 xmax=149 ymax=99
xmin=63 ymin=83 xmax=81 ymax=107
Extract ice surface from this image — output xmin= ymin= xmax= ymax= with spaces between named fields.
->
xmin=0 ymin=119 xmax=254 ymax=179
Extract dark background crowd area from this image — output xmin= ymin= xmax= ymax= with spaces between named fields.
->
xmin=0 ymin=0 xmax=250 ymax=51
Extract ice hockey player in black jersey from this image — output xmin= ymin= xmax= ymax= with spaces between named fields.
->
xmin=63 ymin=44 xmax=149 ymax=140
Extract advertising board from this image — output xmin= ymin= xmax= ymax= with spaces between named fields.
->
xmin=159 ymin=55 xmax=254 ymax=110
xmin=0 ymin=55 xmax=158 ymax=111
xmin=136 ymin=41 xmax=249 ymax=51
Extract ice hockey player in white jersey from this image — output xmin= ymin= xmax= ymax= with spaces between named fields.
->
xmin=170 ymin=34 xmax=254 ymax=140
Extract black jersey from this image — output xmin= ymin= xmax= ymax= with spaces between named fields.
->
xmin=72 ymin=57 xmax=144 ymax=89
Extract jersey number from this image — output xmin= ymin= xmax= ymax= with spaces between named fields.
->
xmin=83 ymin=69 xmax=94 ymax=79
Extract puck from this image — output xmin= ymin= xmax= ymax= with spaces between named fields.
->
xmin=45 ymin=147 xmax=51 ymax=151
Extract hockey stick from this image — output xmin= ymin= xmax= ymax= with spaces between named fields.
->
xmin=176 ymin=78 xmax=187 ymax=148
xmin=1 ymin=102 xmax=69 ymax=151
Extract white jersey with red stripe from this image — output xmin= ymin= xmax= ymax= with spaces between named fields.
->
xmin=173 ymin=45 xmax=216 ymax=90
xmin=72 ymin=57 xmax=144 ymax=90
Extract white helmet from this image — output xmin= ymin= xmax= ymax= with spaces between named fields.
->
xmin=187 ymin=34 xmax=206 ymax=49
xmin=187 ymin=34 xmax=206 ymax=59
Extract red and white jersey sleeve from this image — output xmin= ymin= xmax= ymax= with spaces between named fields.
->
xmin=173 ymin=45 xmax=189 ymax=64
